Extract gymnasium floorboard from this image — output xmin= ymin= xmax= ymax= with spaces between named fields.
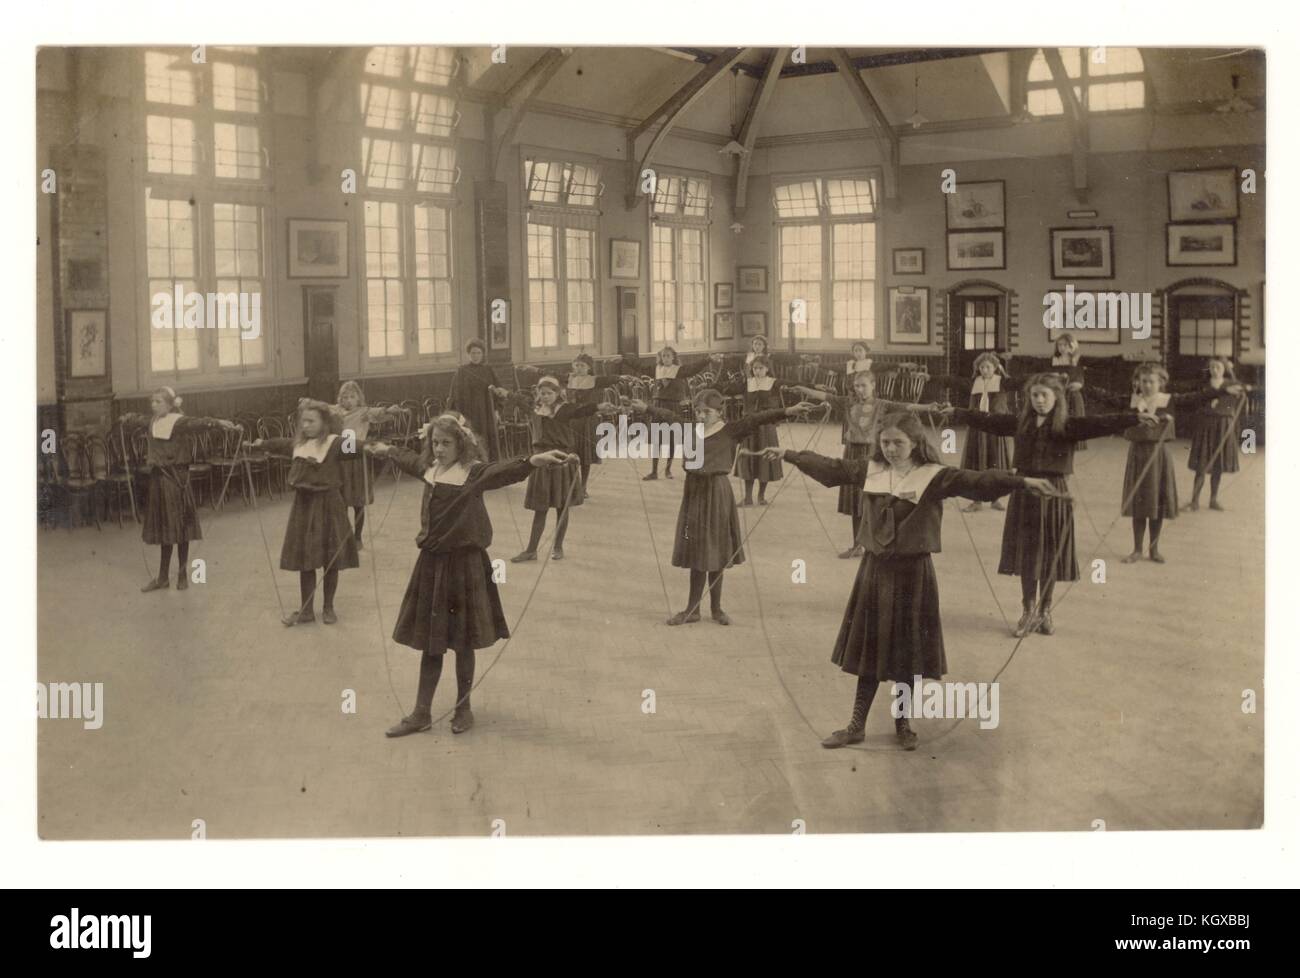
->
xmin=36 ymin=424 xmax=1265 ymax=837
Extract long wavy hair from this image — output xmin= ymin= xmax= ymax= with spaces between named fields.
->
xmin=419 ymin=411 xmax=485 ymax=468
xmin=336 ymin=379 xmax=366 ymax=407
xmin=1131 ymin=362 xmax=1170 ymax=393
xmin=1017 ymin=373 xmax=1069 ymax=436
xmin=870 ymin=412 xmax=944 ymax=466
xmin=294 ymin=398 xmax=341 ymax=444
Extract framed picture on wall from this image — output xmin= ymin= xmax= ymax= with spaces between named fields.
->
xmin=287 ymin=219 xmax=349 ymax=278
xmin=740 ymin=311 xmax=767 ymax=337
xmin=737 ymin=266 xmax=768 ymax=293
xmin=714 ymin=282 xmax=734 ymax=308
xmin=713 ymin=311 xmax=736 ymax=341
xmin=66 ymin=309 xmax=108 ymax=378
xmin=947 ymin=230 xmax=1005 ymax=270
xmin=609 ymin=239 xmax=641 ymax=280
xmin=888 ymin=287 xmax=929 ymax=344
xmin=1166 ymin=222 xmax=1237 ymax=266
xmin=1050 ymin=226 xmax=1114 ymax=279
xmin=1168 ymin=168 xmax=1238 ymax=222
xmin=946 ymin=180 xmax=1006 ymax=229
xmin=892 ymin=248 xmax=925 ymax=275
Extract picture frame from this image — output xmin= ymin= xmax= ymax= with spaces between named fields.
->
xmin=892 ymin=248 xmax=925 ymax=275
xmin=888 ymin=287 xmax=930 ymax=345
xmin=713 ymin=311 xmax=736 ymax=341
xmin=714 ymin=282 xmax=734 ymax=309
xmin=946 ymin=230 xmax=1005 ymax=270
xmin=737 ymin=266 xmax=768 ymax=293
xmin=287 ymin=219 xmax=349 ymax=278
xmin=609 ymin=238 xmax=641 ymax=280
xmin=946 ymin=180 xmax=1006 ymax=230
xmin=66 ymin=309 xmax=108 ymax=379
xmin=1050 ymin=226 xmax=1114 ymax=279
xmin=1168 ymin=168 xmax=1238 ymax=223
xmin=740 ymin=311 xmax=767 ymax=337
xmin=1166 ymin=222 xmax=1237 ymax=267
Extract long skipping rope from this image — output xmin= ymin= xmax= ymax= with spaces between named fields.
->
xmin=752 ymin=401 xmax=1176 ymax=752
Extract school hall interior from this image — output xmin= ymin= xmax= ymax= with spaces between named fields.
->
xmin=37 ymin=46 xmax=1264 ymax=837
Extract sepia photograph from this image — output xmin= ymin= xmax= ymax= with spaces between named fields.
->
xmin=25 ymin=22 xmax=1280 ymax=885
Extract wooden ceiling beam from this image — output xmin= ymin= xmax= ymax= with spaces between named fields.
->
xmin=1042 ymin=47 xmax=1090 ymax=202
xmin=734 ymin=48 xmax=788 ymax=213
xmin=828 ymin=48 xmax=901 ymax=201
xmin=489 ymin=47 xmax=572 ymax=181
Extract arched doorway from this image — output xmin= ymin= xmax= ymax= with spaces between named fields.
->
xmin=944 ymin=280 xmax=1014 ymax=379
xmin=1159 ymin=278 xmax=1248 ymax=382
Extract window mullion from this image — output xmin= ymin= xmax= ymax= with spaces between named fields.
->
xmin=557 ymin=223 xmax=569 ymax=349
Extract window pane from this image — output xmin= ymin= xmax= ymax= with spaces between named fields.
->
xmin=1090 ymin=46 xmax=1143 ymax=77
xmin=212 ymin=62 xmax=261 ymax=113
xmin=1089 ymin=79 xmax=1145 ymax=111
xmin=682 ymin=177 xmax=710 ymax=217
xmin=567 ymin=164 xmax=600 ymax=206
xmin=825 ymin=178 xmax=875 ymax=215
xmin=413 ymin=142 xmax=456 ymax=194
xmin=364 ymin=46 xmax=407 ymax=78
xmin=679 ymin=228 xmax=705 ymax=342
xmin=214 ymin=122 xmax=261 ymax=179
xmin=410 ymin=47 xmax=457 ymax=86
xmin=360 ymin=83 xmax=407 ymax=130
xmin=412 ymin=91 xmax=457 ymax=137
xmin=774 ymin=180 xmax=820 ymax=218
xmin=526 ymin=160 xmax=563 ymax=203
xmin=652 ymin=175 xmax=681 ymax=215
xmin=831 ymin=222 xmax=876 ymax=341
xmin=414 ymin=204 xmax=452 ymax=355
xmin=362 ymin=137 xmax=408 ymax=189
xmin=780 ymin=224 xmax=822 ymax=339
xmin=145 ymin=51 xmax=198 ymax=106
xmin=146 ymin=116 xmax=196 ymax=175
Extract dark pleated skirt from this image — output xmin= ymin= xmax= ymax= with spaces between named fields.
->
xmin=1122 ymin=442 xmax=1179 ymax=519
xmin=837 ymin=442 xmax=872 ymax=517
xmin=672 ymin=472 xmax=745 ymax=571
xmin=393 ymin=547 xmax=509 ymax=655
xmin=570 ymin=413 xmax=601 ymax=468
xmin=142 ymin=467 xmax=202 ymax=545
xmin=1069 ymin=391 xmax=1087 ymax=451
xmin=960 ymin=420 xmax=1013 ymax=471
xmin=1187 ymin=415 xmax=1241 ymax=474
xmin=279 ymin=487 xmax=360 ymax=572
xmin=733 ymin=423 xmax=782 ymax=481
xmin=997 ymin=476 xmax=1078 ymax=582
xmin=832 ymin=553 xmax=946 ymax=680
xmin=523 ymin=457 xmax=584 ymax=511
xmin=338 ymin=453 xmax=375 ymax=507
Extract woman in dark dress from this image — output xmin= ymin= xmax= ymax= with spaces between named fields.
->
xmin=447 ymin=338 xmax=507 ymax=461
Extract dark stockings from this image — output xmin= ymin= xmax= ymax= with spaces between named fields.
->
xmin=1131 ymin=517 xmax=1165 ymax=553
xmin=1021 ymin=575 xmax=1056 ymax=611
xmin=649 ymin=426 xmax=678 ymax=475
xmin=685 ymin=570 xmax=726 ymax=615
xmin=298 ymin=568 xmax=339 ymax=614
xmin=524 ymin=508 xmax=570 ymax=553
xmin=159 ymin=542 xmax=190 ymax=581
xmin=412 ymin=648 xmax=477 ymax=718
xmin=352 ymin=506 xmax=365 ymax=541
xmin=1191 ymin=471 xmax=1223 ymax=505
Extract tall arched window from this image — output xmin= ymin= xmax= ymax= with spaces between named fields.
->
xmin=1025 ymin=47 xmax=1146 ymax=117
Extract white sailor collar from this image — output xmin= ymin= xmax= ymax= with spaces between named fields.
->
xmin=655 ymin=363 xmax=681 ymax=379
xmin=568 ymin=375 xmax=596 ymax=390
xmin=150 ymin=413 xmax=183 ymax=440
xmin=971 ymin=376 xmax=1002 ymax=394
xmin=701 ymin=419 xmax=726 ymax=438
xmin=862 ymin=460 xmax=945 ymax=501
xmin=747 ymin=376 xmax=775 ymax=393
xmin=423 ymin=461 xmax=471 ymax=487
xmin=1131 ymin=392 xmax=1171 ymax=411
xmin=293 ymin=434 xmax=338 ymax=463
xmin=847 ymin=358 xmax=873 ymax=375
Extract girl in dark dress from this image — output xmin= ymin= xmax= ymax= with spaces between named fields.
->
xmin=789 ymin=371 xmax=940 ymax=557
xmin=447 ymin=338 xmax=507 ymax=462
xmin=743 ymin=335 xmax=771 ymax=377
xmin=511 ymin=376 xmax=617 ymax=563
xmin=728 ymin=355 xmax=789 ymax=507
xmin=1091 ymin=363 xmax=1246 ymax=563
xmin=331 ymin=380 xmax=404 ymax=548
xmin=248 ymin=399 xmax=359 ymax=625
xmin=631 ymin=389 xmax=813 ymax=626
xmin=844 ymin=341 xmax=873 ymax=385
xmin=1051 ymin=334 xmax=1088 ymax=450
xmin=566 ymin=353 xmax=603 ymax=499
xmin=625 ymin=347 xmax=723 ymax=479
xmin=1186 ymin=357 xmax=1250 ymax=512
xmin=367 ymin=414 xmax=571 ymax=738
xmin=772 ymin=412 xmax=1060 ymax=750
xmin=946 ymin=352 xmax=1016 ymax=513
xmin=121 ymin=387 xmax=239 ymax=592
xmin=943 ymin=373 xmax=1152 ymax=638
